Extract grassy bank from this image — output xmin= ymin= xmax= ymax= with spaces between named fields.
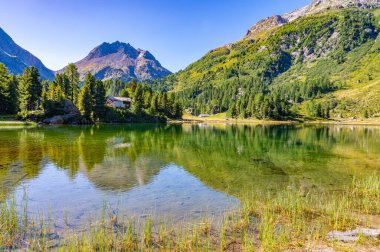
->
xmin=181 ymin=112 xmax=380 ymax=126
xmin=181 ymin=112 xmax=296 ymax=125
xmin=0 ymin=115 xmax=36 ymax=127
xmin=1 ymin=175 xmax=379 ymax=251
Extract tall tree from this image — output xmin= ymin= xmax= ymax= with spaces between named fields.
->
xmin=5 ymin=75 xmax=19 ymax=114
xmin=83 ymin=72 xmax=96 ymax=100
xmin=132 ymin=85 xmax=143 ymax=114
xmin=149 ymin=94 xmax=158 ymax=114
xmin=19 ymin=67 xmax=42 ymax=113
xmin=78 ymin=84 xmax=93 ymax=121
xmin=0 ymin=63 xmax=9 ymax=114
xmin=93 ymin=80 xmax=106 ymax=120
xmin=127 ymin=79 xmax=137 ymax=94
xmin=64 ymin=63 xmax=80 ymax=103
xmin=53 ymin=73 xmax=70 ymax=98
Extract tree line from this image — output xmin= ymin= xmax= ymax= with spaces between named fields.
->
xmin=0 ymin=63 xmax=182 ymax=122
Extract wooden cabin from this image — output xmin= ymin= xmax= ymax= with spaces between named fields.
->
xmin=107 ymin=96 xmax=132 ymax=109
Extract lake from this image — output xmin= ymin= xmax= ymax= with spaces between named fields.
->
xmin=0 ymin=123 xmax=379 ymax=229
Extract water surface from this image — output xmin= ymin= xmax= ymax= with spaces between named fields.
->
xmin=0 ymin=124 xmax=379 ymax=227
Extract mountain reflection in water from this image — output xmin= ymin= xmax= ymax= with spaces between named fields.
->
xmin=0 ymin=124 xmax=379 ymax=226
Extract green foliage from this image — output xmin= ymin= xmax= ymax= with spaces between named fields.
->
xmin=147 ymin=9 xmax=380 ymax=120
xmin=132 ymin=84 xmax=143 ymax=114
xmin=306 ymin=99 xmax=337 ymax=119
xmin=93 ymin=80 xmax=106 ymax=120
xmin=104 ymin=79 xmax=182 ymax=121
xmin=53 ymin=73 xmax=71 ymax=99
xmin=78 ymin=83 xmax=93 ymax=120
xmin=18 ymin=66 xmax=42 ymax=116
xmin=0 ymin=64 xmax=18 ymax=114
xmin=64 ymin=63 xmax=80 ymax=103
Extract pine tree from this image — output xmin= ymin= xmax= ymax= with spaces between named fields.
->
xmin=78 ymin=84 xmax=93 ymax=121
xmin=93 ymin=80 xmax=106 ymax=120
xmin=159 ymin=92 xmax=168 ymax=112
xmin=173 ymin=101 xmax=182 ymax=119
xmin=143 ymin=90 xmax=152 ymax=109
xmin=128 ymin=79 xmax=138 ymax=94
xmin=149 ymin=94 xmax=158 ymax=114
xmin=52 ymin=84 xmax=65 ymax=103
xmin=0 ymin=63 xmax=9 ymax=114
xmin=6 ymin=75 xmax=19 ymax=114
xmin=64 ymin=63 xmax=80 ymax=103
xmin=53 ymin=73 xmax=70 ymax=98
xmin=19 ymin=67 xmax=42 ymax=113
xmin=132 ymin=85 xmax=144 ymax=114
xmin=83 ymin=72 xmax=96 ymax=100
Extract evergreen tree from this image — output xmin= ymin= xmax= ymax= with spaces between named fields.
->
xmin=52 ymin=84 xmax=65 ymax=103
xmin=149 ymin=94 xmax=159 ymax=114
xmin=0 ymin=63 xmax=9 ymax=114
xmin=128 ymin=79 xmax=138 ymax=94
xmin=173 ymin=101 xmax=182 ymax=119
xmin=6 ymin=75 xmax=19 ymax=114
xmin=120 ymin=88 xmax=130 ymax=98
xmin=93 ymin=80 xmax=106 ymax=120
xmin=78 ymin=84 xmax=93 ymax=121
xmin=19 ymin=67 xmax=42 ymax=113
xmin=132 ymin=85 xmax=144 ymax=114
xmin=159 ymin=92 xmax=167 ymax=112
xmin=53 ymin=73 xmax=70 ymax=98
xmin=64 ymin=63 xmax=80 ymax=103
xmin=83 ymin=72 xmax=96 ymax=100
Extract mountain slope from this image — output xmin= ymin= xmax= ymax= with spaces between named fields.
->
xmin=59 ymin=41 xmax=171 ymax=82
xmin=0 ymin=27 xmax=54 ymax=80
xmin=153 ymin=0 xmax=380 ymax=120
xmin=245 ymin=0 xmax=380 ymax=39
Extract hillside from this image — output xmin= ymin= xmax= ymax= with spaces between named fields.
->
xmin=151 ymin=1 xmax=380 ymax=121
xmin=58 ymin=41 xmax=171 ymax=82
xmin=0 ymin=27 xmax=54 ymax=80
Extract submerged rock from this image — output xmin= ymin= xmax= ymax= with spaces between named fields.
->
xmin=326 ymin=228 xmax=380 ymax=242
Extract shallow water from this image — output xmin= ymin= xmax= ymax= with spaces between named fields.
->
xmin=0 ymin=124 xmax=379 ymax=227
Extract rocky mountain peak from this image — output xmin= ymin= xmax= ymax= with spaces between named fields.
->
xmin=244 ymin=0 xmax=380 ymax=39
xmin=245 ymin=15 xmax=288 ymax=38
xmin=58 ymin=41 xmax=171 ymax=82
xmin=86 ymin=41 xmax=139 ymax=60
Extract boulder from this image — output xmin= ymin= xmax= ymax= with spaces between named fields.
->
xmin=43 ymin=99 xmax=82 ymax=125
xmin=62 ymin=100 xmax=80 ymax=115
xmin=43 ymin=115 xmax=64 ymax=125
xmin=326 ymin=228 xmax=380 ymax=242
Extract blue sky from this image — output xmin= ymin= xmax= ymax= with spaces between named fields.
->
xmin=0 ymin=0 xmax=310 ymax=72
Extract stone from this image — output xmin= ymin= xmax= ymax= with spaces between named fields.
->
xmin=62 ymin=100 xmax=80 ymax=115
xmin=44 ymin=115 xmax=64 ymax=125
xmin=326 ymin=228 xmax=380 ymax=242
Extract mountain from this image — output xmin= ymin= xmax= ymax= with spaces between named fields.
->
xmin=58 ymin=41 xmax=171 ymax=82
xmin=0 ymin=27 xmax=54 ymax=80
xmin=244 ymin=0 xmax=380 ymax=39
xmin=155 ymin=0 xmax=380 ymax=120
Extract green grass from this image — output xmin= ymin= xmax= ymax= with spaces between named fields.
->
xmin=1 ymin=175 xmax=379 ymax=251
xmin=0 ymin=115 xmax=36 ymax=127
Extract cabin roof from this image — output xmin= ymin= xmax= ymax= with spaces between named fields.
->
xmin=107 ymin=96 xmax=132 ymax=102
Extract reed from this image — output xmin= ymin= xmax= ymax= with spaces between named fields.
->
xmin=0 ymin=175 xmax=379 ymax=251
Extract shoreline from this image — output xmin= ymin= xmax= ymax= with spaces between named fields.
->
xmin=2 ymin=117 xmax=380 ymax=127
xmin=169 ymin=116 xmax=380 ymax=126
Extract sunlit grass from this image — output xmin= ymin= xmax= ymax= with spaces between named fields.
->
xmin=0 ymin=175 xmax=379 ymax=251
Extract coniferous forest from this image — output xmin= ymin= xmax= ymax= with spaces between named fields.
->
xmin=0 ymin=63 xmax=182 ymax=123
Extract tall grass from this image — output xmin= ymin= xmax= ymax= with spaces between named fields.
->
xmin=0 ymin=175 xmax=379 ymax=251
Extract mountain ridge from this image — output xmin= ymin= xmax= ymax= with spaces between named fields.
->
xmin=58 ymin=41 xmax=171 ymax=82
xmin=150 ymin=0 xmax=380 ymax=120
xmin=244 ymin=0 xmax=380 ymax=39
xmin=0 ymin=27 xmax=54 ymax=80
